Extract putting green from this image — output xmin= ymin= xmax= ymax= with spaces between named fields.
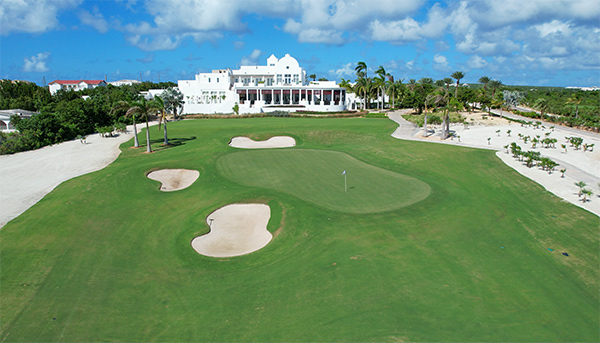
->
xmin=216 ymin=149 xmax=430 ymax=213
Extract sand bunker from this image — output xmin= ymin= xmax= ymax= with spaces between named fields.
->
xmin=191 ymin=204 xmax=272 ymax=258
xmin=147 ymin=169 xmax=199 ymax=191
xmin=229 ymin=136 xmax=296 ymax=149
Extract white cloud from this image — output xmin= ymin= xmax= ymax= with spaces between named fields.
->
xmin=136 ymin=53 xmax=154 ymax=63
xmin=330 ymin=62 xmax=355 ymax=79
xmin=23 ymin=52 xmax=50 ymax=72
xmin=78 ymin=8 xmax=108 ymax=33
xmin=0 ymin=0 xmax=81 ymax=35
xmin=240 ymin=49 xmax=263 ymax=66
xmin=467 ymin=55 xmax=488 ymax=69
xmin=369 ymin=18 xmax=421 ymax=42
xmin=534 ymin=20 xmax=572 ymax=38
xmin=433 ymin=54 xmax=450 ymax=72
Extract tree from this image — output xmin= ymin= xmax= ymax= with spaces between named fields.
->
xmin=355 ymin=62 xmax=368 ymax=109
xmin=309 ymin=74 xmax=316 ymax=82
xmin=375 ymin=65 xmax=388 ymax=110
xmin=451 ymin=71 xmax=465 ymax=99
xmin=154 ymin=96 xmax=170 ymax=145
xmin=566 ymin=93 xmax=582 ymax=118
xmin=160 ymin=87 xmax=184 ymax=119
xmin=122 ymin=98 xmax=159 ymax=153
xmin=575 ymin=181 xmax=586 ymax=197
xmin=478 ymin=76 xmax=491 ymax=95
xmin=112 ymin=100 xmax=141 ymax=148
xmin=534 ymin=98 xmax=550 ymax=117
xmin=488 ymin=79 xmax=503 ymax=98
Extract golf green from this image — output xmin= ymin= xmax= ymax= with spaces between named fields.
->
xmin=217 ymin=149 xmax=430 ymax=213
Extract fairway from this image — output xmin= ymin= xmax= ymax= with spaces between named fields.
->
xmin=217 ymin=149 xmax=430 ymax=213
xmin=1 ymin=117 xmax=598 ymax=342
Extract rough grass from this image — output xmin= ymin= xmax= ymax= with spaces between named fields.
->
xmin=0 ymin=117 xmax=598 ymax=342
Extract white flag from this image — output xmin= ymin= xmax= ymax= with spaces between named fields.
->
xmin=342 ymin=170 xmax=346 ymax=175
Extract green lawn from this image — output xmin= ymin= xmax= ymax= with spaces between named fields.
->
xmin=1 ymin=117 xmax=598 ymax=342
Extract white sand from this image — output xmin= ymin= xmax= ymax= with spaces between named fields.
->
xmin=0 ymin=123 xmax=157 ymax=228
xmin=191 ymin=204 xmax=272 ymax=258
xmin=389 ymin=110 xmax=600 ymax=216
xmin=229 ymin=136 xmax=296 ymax=149
xmin=147 ymin=169 xmax=199 ymax=191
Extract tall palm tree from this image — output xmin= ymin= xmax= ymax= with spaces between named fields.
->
xmin=161 ymin=87 xmax=184 ymax=119
xmin=355 ymin=76 xmax=372 ymax=110
xmin=355 ymin=62 xmax=368 ymax=110
xmin=451 ymin=71 xmax=465 ymax=99
xmin=488 ymin=79 xmax=503 ymax=98
xmin=375 ymin=65 xmax=387 ymax=110
xmin=112 ymin=100 xmax=141 ymax=148
xmin=387 ymin=77 xmax=403 ymax=109
xmin=127 ymin=98 xmax=160 ymax=153
xmin=478 ymin=76 xmax=491 ymax=95
xmin=154 ymin=96 xmax=169 ymax=145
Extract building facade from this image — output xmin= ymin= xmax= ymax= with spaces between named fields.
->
xmin=178 ymin=54 xmax=347 ymax=114
xmin=48 ymin=80 xmax=107 ymax=95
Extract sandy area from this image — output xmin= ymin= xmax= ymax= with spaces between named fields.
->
xmin=191 ymin=204 xmax=272 ymax=258
xmin=229 ymin=136 xmax=296 ymax=149
xmin=389 ymin=110 xmax=600 ymax=216
xmin=0 ymin=122 xmax=158 ymax=228
xmin=147 ymin=169 xmax=199 ymax=191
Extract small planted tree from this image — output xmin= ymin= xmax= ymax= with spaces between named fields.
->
xmin=581 ymin=189 xmax=592 ymax=202
xmin=560 ymin=168 xmax=566 ymax=178
xmin=507 ymin=129 xmax=511 ymax=137
xmin=575 ymin=181 xmax=586 ymax=197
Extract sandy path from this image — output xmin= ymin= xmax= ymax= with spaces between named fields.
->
xmin=0 ymin=122 xmax=157 ymax=228
xmin=229 ymin=136 xmax=296 ymax=149
xmin=191 ymin=204 xmax=272 ymax=257
xmin=389 ymin=111 xmax=600 ymax=216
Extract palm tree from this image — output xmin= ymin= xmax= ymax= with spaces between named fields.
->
xmin=451 ymin=71 xmax=465 ymax=99
xmin=309 ymin=74 xmax=316 ymax=82
xmin=375 ymin=65 xmax=388 ymax=110
xmin=534 ymin=98 xmax=549 ymax=117
xmin=478 ymin=76 xmax=491 ymax=95
xmin=566 ymin=93 xmax=582 ymax=118
xmin=154 ymin=96 xmax=169 ymax=145
xmin=581 ymin=189 xmax=593 ymax=202
xmin=112 ymin=100 xmax=141 ymax=148
xmin=161 ymin=87 xmax=184 ymax=119
xmin=355 ymin=62 xmax=368 ymax=109
xmin=126 ymin=98 xmax=160 ymax=153
xmin=575 ymin=181 xmax=587 ymax=197
xmin=354 ymin=76 xmax=372 ymax=110
xmin=386 ymin=76 xmax=402 ymax=109
xmin=488 ymin=79 xmax=503 ymax=99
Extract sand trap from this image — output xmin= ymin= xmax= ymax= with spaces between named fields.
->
xmin=229 ymin=136 xmax=296 ymax=149
xmin=147 ymin=169 xmax=199 ymax=191
xmin=191 ymin=204 xmax=272 ymax=258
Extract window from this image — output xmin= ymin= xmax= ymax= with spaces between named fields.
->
xmin=293 ymin=74 xmax=299 ymax=84
xmin=266 ymin=78 xmax=273 ymax=86
xmin=284 ymin=74 xmax=291 ymax=84
xmin=208 ymin=78 xmax=211 ymax=83
xmin=276 ymin=74 xmax=282 ymax=84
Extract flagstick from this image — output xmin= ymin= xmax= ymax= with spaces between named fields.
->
xmin=344 ymin=173 xmax=347 ymax=192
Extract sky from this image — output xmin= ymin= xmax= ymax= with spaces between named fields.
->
xmin=1 ymin=0 xmax=599 ymax=87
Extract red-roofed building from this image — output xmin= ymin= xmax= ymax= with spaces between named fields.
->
xmin=48 ymin=80 xmax=107 ymax=95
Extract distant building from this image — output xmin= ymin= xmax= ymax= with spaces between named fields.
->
xmin=565 ymin=86 xmax=600 ymax=91
xmin=0 ymin=109 xmax=35 ymax=132
xmin=178 ymin=53 xmax=347 ymax=114
xmin=48 ymin=80 xmax=107 ymax=95
xmin=109 ymin=79 xmax=141 ymax=87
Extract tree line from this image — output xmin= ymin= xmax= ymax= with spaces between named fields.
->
xmin=0 ymin=80 xmax=179 ymax=154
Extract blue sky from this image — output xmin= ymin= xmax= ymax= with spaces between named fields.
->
xmin=1 ymin=0 xmax=599 ymax=87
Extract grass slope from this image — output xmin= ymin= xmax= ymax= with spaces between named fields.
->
xmin=1 ymin=117 xmax=598 ymax=342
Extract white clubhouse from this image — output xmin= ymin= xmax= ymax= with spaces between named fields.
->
xmin=178 ymin=54 xmax=348 ymax=114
